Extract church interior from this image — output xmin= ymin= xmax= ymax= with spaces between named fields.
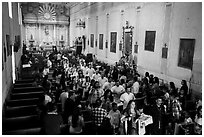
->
xmin=2 ymin=2 xmax=202 ymax=135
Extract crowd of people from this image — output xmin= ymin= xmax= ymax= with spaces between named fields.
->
xmin=25 ymin=49 xmax=202 ymax=135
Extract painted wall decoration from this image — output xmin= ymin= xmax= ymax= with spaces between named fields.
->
xmin=38 ymin=3 xmax=56 ymax=20
xmin=21 ymin=3 xmax=70 ymax=47
xmin=91 ymin=34 xmax=94 ymax=48
xmin=144 ymin=31 xmax=156 ymax=52
xmin=178 ymin=39 xmax=195 ymax=70
xmin=99 ymin=34 xmax=103 ymax=50
xmin=14 ymin=35 xmax=21 ymax=52
xmin=110 ymin=32 xmax=117 ymax=53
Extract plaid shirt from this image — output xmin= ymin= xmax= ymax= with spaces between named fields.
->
xmin=92 ymin=107 xmax=107 ymax=126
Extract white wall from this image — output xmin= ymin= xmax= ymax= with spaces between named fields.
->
xmin=2 ymin=2 xmax=23 ymax=106
xmin=69 ymin=2 xmax=202 ymax=96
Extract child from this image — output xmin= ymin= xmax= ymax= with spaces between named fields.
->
xmin=108 ymin=102 xmax=121 ymax=134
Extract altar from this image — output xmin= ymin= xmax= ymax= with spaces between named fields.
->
xmin=21 ymin=2 xmax=70 ymax=50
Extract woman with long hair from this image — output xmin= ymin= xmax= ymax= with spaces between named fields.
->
xmin=169 ymin=82 xmax=178 ymax=96
xmin=101 ymin=89 xmax=114 ymax=112
xmin=121 ymin=100 xmax=138 ymax=135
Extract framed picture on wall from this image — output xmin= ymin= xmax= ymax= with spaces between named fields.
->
xmin=110 ymin=32 xmax=117 ymax=53
xmin=90 ymin=34 xmax=94 ymax=48
xmin=6 ymin=35 xmax=11 ymax=56
xmin=99 ymin=34 xmax=103 ymax=50
xmin=178 ymin=38 xmax=195 ymax=70
xmin=2 ymin=44 xmax=4 ymax=70
xmin=134 ymin=44 xmax=138 ymax=53
xmin=14 ymin=35 xmax=21 ymax=52
xmin=4 ymin=44 xmax=7 ymax=62
xmin=162 ymin=47 xmax=168 ymax=59
xmin=144 ymin=31 xmax=156 ymax=52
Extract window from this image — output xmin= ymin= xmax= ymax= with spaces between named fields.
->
xmin=110 ymin=32 xmax=117 ymax=53
xmin=99 ymin=34 xmax=103 ymax=50
xmin=144 ymin=31 xmax=156 ymax=52
xmin=8 ymin=2 xmax=12 ymax=18
xmin=90 ymin=34 xmax=94 ymax=48
xmin=178 ymin=39 xmax=195 ymax=70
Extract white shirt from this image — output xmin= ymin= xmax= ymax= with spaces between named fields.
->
xmin=43 ymin=68 xmax=49 ymax=76
xmin=132 ymin=81 xmax=140 ymax=94
xmin=120 ymin=92 xmax=135 ymax=110
xmin=102 ymin=82 xmax=111 ymax=91
xmin=86 ymin=68 xmax=95 ymax=78
xmin=47 ymin=59 xmax=52 ymax=68
xmin=44 ymin=94 xmax=52 ymax=105
xmin=57 ymin=53 xmax=61 ymax=60
xmin=98 ymin=77 xmax=108 ymax=87
xmin=111 ymin=85 xmax=125 ymax=104
xmin=59 ymin=92 xmax=68 ymax=112
xmin=93 ymin=73 xmax=101 ymax=81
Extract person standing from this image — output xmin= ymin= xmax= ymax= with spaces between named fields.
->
xmin=92 ymin=99 xmax=107 ymax=134
xmin=148 ymin=96 xmax=166 ymax=135
xmin=120 ymin=85 xmax=135 ymax=111
xmin=68 ymin=108 xmax=85 ymax=134
xmin=132 ymin=76 xmax=140 ymax=96
xmin=108 ymin=102 xmax=121 ymax=134
xmin=111 ymin=81 xmax=125 ymax=111
xmin=42 ymin=103 xmax=63 ymax=135
xmin=64 ymin=91 xmax=77 ymax=124
xmin=59 ymin=89 xmax=69 ymax=114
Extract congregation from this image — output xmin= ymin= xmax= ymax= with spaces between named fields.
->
xmin=22 ymin=48 xmax=202 ymax=135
